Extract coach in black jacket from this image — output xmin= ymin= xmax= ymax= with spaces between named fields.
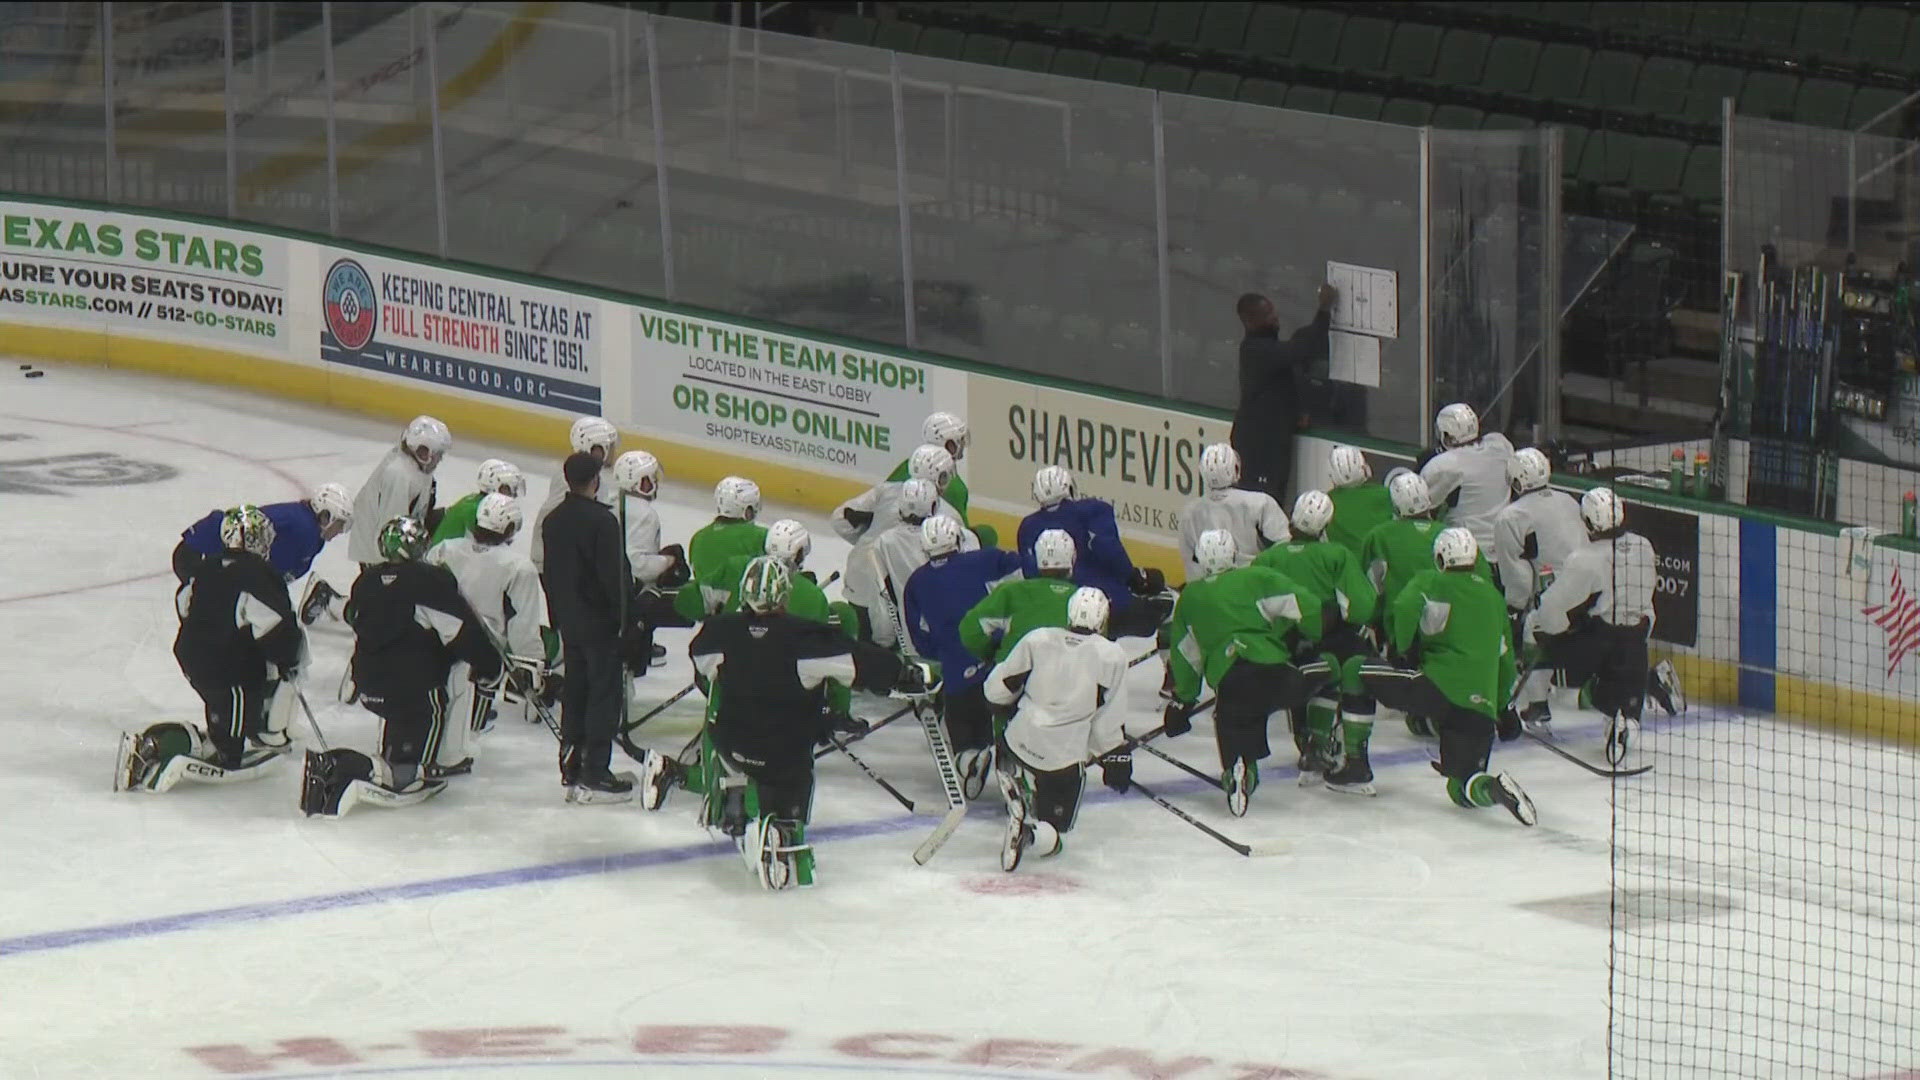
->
xmin=541 ymin=451 xmax=634 ymax=797
xmin=1233 ymin=285 xmax=1335 ymax=504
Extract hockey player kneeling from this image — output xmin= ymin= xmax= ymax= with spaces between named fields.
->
xmin=1526 ymin=487 xmax=1671 ymax=764
xmin=302 ymin=518 xmax=503 ymax=817
xmin=686 ymin=558 xmax=933 ymax=890
xmin=1164 ymin=530 xmax=1328 ymax=817
xmin=1178 ymin=443 xmax=1290 ymax=580
xmin=1255 ymin=490 xmax=1383 ymax=792
xmin=987 ymin=587 xmax=1131 ymax=871
xmin=1359 ymin=528 xmax=1536 ymax=826
xmin=905 ymin=516 xmax=1025 ymax=799
xmin=121 ymin=507 xmax=308 ymax=793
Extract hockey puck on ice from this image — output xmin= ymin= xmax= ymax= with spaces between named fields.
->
xmin=24 ymin=370 xmax=44 ymax=378
xmin=18 ymin=363 xmax=31 ymax=369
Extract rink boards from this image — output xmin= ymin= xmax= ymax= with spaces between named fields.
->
xmin=2 ymin=193 xmax=1914 ymax=744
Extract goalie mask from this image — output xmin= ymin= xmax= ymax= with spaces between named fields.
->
xmin=739 ymin=556 xmax=792 ymax=614
xmin=221 ymin=505 xmax=274 ymax=558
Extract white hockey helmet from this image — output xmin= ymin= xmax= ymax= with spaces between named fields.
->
xmin=1329 ymin=444 xmax=1372 ymax=489
xmin=221 ymin=504 xmax=274 ymax=558
xmin=920 ymin=514 xmax=964 ymax=558
xmin=1067 ymin=586 xmax=1110 ymax=634
xmin=1433 ymin=526 xmax=1479 ymax=571
xmin=1291 ymin=489 xmax=1334 ymax=539
xmin=1435 ymin=402 xmax=1479 ymax=449
xmin=715 ymin=476 xmax=761 ymax=520
xmin=1581 ymin=486 xmax=1625 ymax=535
xmin=402 ymin=415 xmax=450 ymax=467
xmin=1388 ymin=471 xmax=1432 ymax=518
xmin=476 ymin=458 xmax=526 ymax=498
xmin=569 ymin=416 xmax=620 ymax=459
xmin=763 ymin=518 xmax=811 ymax=569
xmin=1032 ymin=465 xmax=1076 ymax=507
xmin=310 ymin=482 xmax=352 ymax=533
xmin=898 ymin=478 xmax=939 ymax=523
xmin=1194 ymin=528 xmax=1239 ymax=576
xmin=1034 ymin=528 xmax=1077 ymax=572
xmin=907 ymin=443 xmax=956 ymax=492
xmin=476 ymin=492 xmax=522 ymax=538
xmin=1508 ymin=447 xmax=1551 ymax=495
xmin=923 ymin=411 xmax=969 ymax=459
xmin=612 ymin=450 xmax=661 ymax=498
xmin=1199 ymin=443 xmax=1241 ymax=493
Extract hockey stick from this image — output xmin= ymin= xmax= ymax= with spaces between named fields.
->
xmin=622 ymin=680 xmax=697 ymax=734
xmin=1136 ymin=741 xmax=1223 ymax=789
xmin=292 ymin=686 xmax=331 ymax=752
xmin=1127 ymin=778 xmax=1284 ymax=858
xmin=812 ymin=699 xmax=912 ymax=759
xmin=825 ymin=733 xmax=917 ymax=813
xmin=1522 ymin=729 xmax=1652 ymax=778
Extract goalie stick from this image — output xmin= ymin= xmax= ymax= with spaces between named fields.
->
xmin=910 ymin=697 xmax=968 ymax=865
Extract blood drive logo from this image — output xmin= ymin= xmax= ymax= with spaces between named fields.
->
xmin=322 ymin=258 xmax=377 ymax=352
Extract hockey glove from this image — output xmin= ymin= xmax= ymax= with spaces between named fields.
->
xmin=1100 ymin=750 xmax=1132 ymax=793
xmin=1129 ymin=567 xmax=1167 ymax=596
xmin=658 ymin=544 xmax=691 ymax=589
xmin=893 ymin=659 xmax=941 ymax=698
xmin=1162 ymin=701 xmax=1194 ymax=738
xmin=1496 ymin=705 xmax=1522 ymax=742
xmin=841 ymin=508 xmax=874 ymax=532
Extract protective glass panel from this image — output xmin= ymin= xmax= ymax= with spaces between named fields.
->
xmin=1428 ymin=127 xmax=1555 ymax=444
xmin=652 ymin=17 xmax=907 ymax=346
xmin=230 ymin=2 xmax=330 ymax=234
xmin=436 ymin=4 xmax=661 ymax=295
xmin=109 ymin=2 xmax=229 ymax=216
xmin=894 ymin=52 xmax=1158 ymax=390
xmin=0 ymin=4 xmax=110 ymax=201
xmin=329 ymin=3 xmax=438 ymax=257
xmin=1162 ymin=93 xmax=1422 ymax=439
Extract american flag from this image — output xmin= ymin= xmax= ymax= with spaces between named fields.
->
xmin=1863 ymin=568 xmax=1920 ymax=677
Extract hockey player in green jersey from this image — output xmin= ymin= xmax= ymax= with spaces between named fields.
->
xmin=1164 ymin=529 xmax=1328 ymax=817
xmin=688 ymin=476 xmax=769 ymax=581
xmin=959 ymin=528 xmax=1079 ymax=664
xmin=678 ymin=519 xmax=845 ymax=629
xmin=1359 ymin=527 xmax=1535 ymax=825
xmin=1325 ymin=445 xmax=1395 ymax=559
xmin=1253 ymin=489 xmax=1381 ymax=790
xmin=430 ymin=459 xmax=525 ymax=546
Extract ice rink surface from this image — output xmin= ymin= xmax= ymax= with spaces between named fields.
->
xmin=0 ymin=365 xmax=1736 ymax=1080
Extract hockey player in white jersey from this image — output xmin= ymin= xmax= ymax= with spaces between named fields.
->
xmin=832 ymin=443 xmax=963 ymax=545
xmin=611 ymin=449 xmax=693 ymax=665
xmin=1526 ymin=487 xmax=1665 ymax=762
xmin=426 ymin=494 xmax=550 ymax=772
xmin=986 ymin=587 xmax=1133 ymax=871
xmin=1492 ymin=448 xmax=1589 ymax=730
xmin=1419 ymin=403 xmax=1514 ymax=550
xmin=1178 ymin=443 xmax=1290 ymax=582
xmin=531 ymin=416 xmax=619 ymax=570
xmin=843 ymin=478 xmax=976 ymax=649
xmin=348 ymin=415 xmax=448 ymax=566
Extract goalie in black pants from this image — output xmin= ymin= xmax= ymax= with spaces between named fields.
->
xmin=301 ymin=517 xmax=502 ymax=816
xmin=680 ymin=556 xmax=934 ymax=891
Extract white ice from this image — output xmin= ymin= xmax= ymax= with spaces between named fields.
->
xmin=0 ymin=364 xmax=1895 ymax=1080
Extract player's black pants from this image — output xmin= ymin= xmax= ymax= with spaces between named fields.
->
xmin=1358 ymin=666 xmax=1495 ymax=782
xmin=1318 ymin=619 xmax=1380 ymax=717
xmin=359 ymin=683 xmax=451 ymax=773
xmin=185 ymin=677 xmax=268 ymax=766
xmin=1537 ymin=618 xmax=1651 ymax=720
xmin=716 ymin=743 xmax=815 ymax=825
xmin=560 ymin=638 xmax=623 ymax=774
xmin=171 ymin=540 xmax=206 ymax=584
xmin=1003 ymin=745 xmax=1085 ymax=833
xmin=944 ymin=684 xmax=993 ymax=752
xmin=1214 ymin=659 xmax=1315 ymax=770
xmin=624 ymin=590 xmax=695 ymax=672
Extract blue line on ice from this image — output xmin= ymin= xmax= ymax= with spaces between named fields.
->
xmin=3 ymin=713 xmax=1704 ymax=958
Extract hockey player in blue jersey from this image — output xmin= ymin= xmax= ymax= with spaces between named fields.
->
xmin=1016 ymin=465 xmax=1168 ymax=639
xmin=175 ymin=483 xmax=354 ymax=584
xmin=904 ymin=516 xmax=1025 ymax=798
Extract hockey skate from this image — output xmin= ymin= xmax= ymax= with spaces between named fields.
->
xmin=957 ymin=746 xmax=994 ymax=801
xmin=999 ymin=770 xmax=1032 ymax=872
xmin=637 ymin=750 xmax=680 ymax=811
xmin=1520 ymin=701 xmax=1553 ymax=735
xmin=1605 ymin=715 xmax=1640 ymax=766
xmin=298 ymin=578 xmax=341 ymax=626
xmin=423 ymin=758 xmax=473 ymax=780
xmin=567 ymin=768 xmax=636 ymax=805
xmin=1223 ymin=758 xmax=1256 ymax=817
xmin=1323 ymin=749 xmax=1376 ymax=796
xmin=1649 ymin=660 xmax=1684 ymax=716
xmin=1490 ymin=772 xmax=1537 ymax=826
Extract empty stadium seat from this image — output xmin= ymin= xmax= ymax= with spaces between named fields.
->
xmin=1335 ymin=16 xmax=1395 ymax=72
xmin=1530 ymin=42 xmax=1591 ymax=104
xmin=1242 ymin=5 xmax=1298 ymax=55
xmin=1433 ymin=30 xmax=1493 ymax=87
xmin=1382 ymin=23 xmax=1443 ymax=79
xmin=1197 ymin=2 xmax=1254 ymax=52
xmin=1481 ymin=37 xmax=1542 ymax=96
